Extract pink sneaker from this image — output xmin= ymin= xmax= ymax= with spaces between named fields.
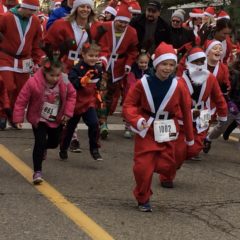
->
xmin=33 ymin=171 xmax=43 ymax=185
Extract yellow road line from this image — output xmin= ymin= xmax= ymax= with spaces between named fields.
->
xmin=0 ymin=144 xmax=114 ymax=240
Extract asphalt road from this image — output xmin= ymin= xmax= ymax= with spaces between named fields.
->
xmin=0 ymin=114 xmax=240 ymax=240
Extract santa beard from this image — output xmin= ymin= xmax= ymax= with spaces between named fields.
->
xmin=186 ymin=62 xmax=210 ymax=85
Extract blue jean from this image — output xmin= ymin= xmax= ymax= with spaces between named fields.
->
xmin=60 ymin=107 xmax=100 ymax=152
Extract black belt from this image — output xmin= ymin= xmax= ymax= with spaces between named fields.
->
xmin=143 ymin=109 xmax=174 ymax=120
xmin=111 ymin=53 xmax=126 ymax=60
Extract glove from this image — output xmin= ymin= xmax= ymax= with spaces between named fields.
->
xmin=80 ymin=70 xmax=95 ymax=86
xmin=228 ymin=101 xmax=239 ymax=115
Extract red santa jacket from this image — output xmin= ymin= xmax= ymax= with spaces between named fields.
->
xmin=0 ymin=11 xmax=43 ymax=73
xmin=181 ymin=71 xmax=228 ymax=120
xmin=44 ymin=18 xmax=98 ymax=73
xmin=123 ymin=75 xmax=194 ymax=154
xmin=98 ymin=21 xmax=138 ymax=82
xmin=210 ymin=61 xmax=231 ymax=92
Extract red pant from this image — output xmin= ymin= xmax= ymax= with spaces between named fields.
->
xmin=133 ymin=142 xmax=176 ymax=204
xmin=0 ymin=71 xmax=29 ymax=111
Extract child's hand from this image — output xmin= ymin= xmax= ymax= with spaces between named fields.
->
xmin=16 ymin=123 xmax=23 ymax=129
xmin=61 ymin=115 xmax=70 ymax=126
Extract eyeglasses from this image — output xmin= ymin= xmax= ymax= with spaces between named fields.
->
xmin=172 ymin=19 xmax=181 ymax=23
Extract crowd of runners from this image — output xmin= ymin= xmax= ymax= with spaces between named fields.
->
xmin=0 ymin=0 xmax=239 ymax=212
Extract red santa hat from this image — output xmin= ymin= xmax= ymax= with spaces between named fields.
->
xmin=20 ymin=0 xmax=39 ymax=10
xmin=217 ymin=10 xmax=230 ymax=20
xmin=54 ymin=0 xmax=62 ymax=6
xmin=204 ymin=6 xmax=215 ymax=17
xmin=71 ymin=0 xmax=94 ymax=14
xmin=189 ymin=8 xmax=204 ymax=18
xmin=204 ymin=40 xmax=222 ymax=55
xmin=128 ymin=1 xmax=141 ymax=14
xmin=115 ymin=2 xmax=132 ymax=23
xmin=153 ymin=42 xmax=177 ymax=68
xmin=187 ymin=47 xmax=206 ymax=63
xmin=104 ymin=6 xmax=117 ymax=16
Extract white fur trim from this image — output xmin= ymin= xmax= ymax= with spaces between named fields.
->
xmin=114 ymin=16 xmax=130 ymax=23
xmin=187 ymin=52 xmax=206 ymax=63
xmin=204 ymin=12 xmax=214 ymax=17
xmin=205 ymin=40 xmax=222 ymax=55
xmin=218 ymin=116 xmax=227 ymax=121
xmin=185 ymin=139 xmax=194 ymax=146
xmin=128 ymin=7 xmax=141 ymax=14
xmin=104 ymin=6 xmax=117 ymax=16
xmin=137 ymin=118 xmax=146 ymax=131
xmin=189 ymin=12 xmax=203 ymax=18
xmin=153 ymin=53 xmax=177 ymax=68
xmin=217 ymin=16 xmax=230 ymax=20
xmin=71 ymin=0 xmax=94 ymax=14
xmin=20 ymin=3 xmax=38 ymax=10
xmin=99 ymin=56 xmax=108 ymax=66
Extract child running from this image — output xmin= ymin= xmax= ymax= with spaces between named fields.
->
xmin=123 ymin=53 xmax=151 ymax=138
xmin=13 ymin=55 xmax=76 ymax=184
xmin=123 ymin=42 xmax=194 ymax=212
xmin=59 ymin=42 xmax=103 ymax=161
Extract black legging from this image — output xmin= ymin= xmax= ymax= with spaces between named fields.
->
xmin=32 ymin=122 xmax=62 ymax=171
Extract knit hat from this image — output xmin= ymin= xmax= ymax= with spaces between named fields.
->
xmin=204 ymin=40 xmax=222 ymax=55
xmin=189 ymin=8 xmax=204 ymax=18
xmin=20 ymin=0 xmax=39 ymax=10
xmin=153 ymin=42 xmax=177 ymax=68
xmin=128 ymin=1 xmax=141 ymax=14
xmin=172 ymin=9 xmax=185 ymax=22
xmin=204 ymin=6 xmax=215 ymax=17
xmin=187 ymin=47 xmax=206 ymax=63
xmin=217 ymin=10 xmax=230 ymax=20
xmin=115 ymin=2 xmax=132 ymax=23
xmin=146 ymin=0 xmax=161 ymax=11
xmin=104 ymin=6 xmax=117 ymax=16
xmin=71 ymin=0 xmax=94 ymax=14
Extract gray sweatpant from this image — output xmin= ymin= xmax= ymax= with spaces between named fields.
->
xmin=208 ymin=113 xmax=240 ymax=140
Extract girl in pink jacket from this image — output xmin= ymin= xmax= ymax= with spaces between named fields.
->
xmin=13 ymin=57 xmax=76 ymax=184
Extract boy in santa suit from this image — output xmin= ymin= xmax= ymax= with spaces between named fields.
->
xmin=123 ymin=42 xmax=194 ymax=212
xmin=204 ymin=39 xmax=231 ymax=116
xmin=0 ymin=0 xmax=43 ymax=129
xmin=97 ymin=2 xmax=138 ymax=139
xmin=173 ymin=47 xmax=227 ymax=170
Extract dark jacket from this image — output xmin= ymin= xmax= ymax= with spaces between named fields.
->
xmin=130 ymin=14 xmax=171 ymax=53
xmin=170 ymin=27 xmax=195 ymax=51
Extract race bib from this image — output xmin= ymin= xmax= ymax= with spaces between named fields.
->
xmin=41 ymin=102 xmax=59 ymax=122
xmin=196 ymin=109 xmax=211 ymax=133
xmin=199 ymin=109 xmax=211 ymax=128
xmin=22 ymin=58 xmax=33 ymax=72
xmin=153 ymin=119 xmax=177 ymax=143
xmin=68 ymin=50 xmax=80 ymax=61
